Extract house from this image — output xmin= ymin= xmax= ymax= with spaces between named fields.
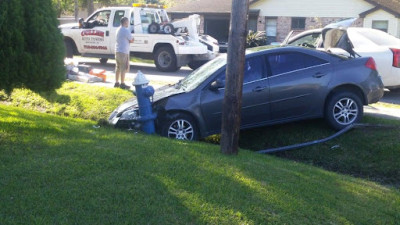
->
xmin=168 ymin=0 xmax=400 ymax=44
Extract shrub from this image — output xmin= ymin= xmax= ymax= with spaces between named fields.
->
xmin=0 ymin=0 xmax=65 ymax=95
xmin=246 ymin=30 xmax=267 ymax=48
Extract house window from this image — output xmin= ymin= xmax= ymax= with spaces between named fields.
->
xmin=291 ymin=17 xmax=306 ymax=30
xmin=248 ymin=16 xmax=258 ymax=32
xmin=265 ymin=17 xmax=277 ymax=44
xmin=372 ymin=20 xmax=388 ymax=32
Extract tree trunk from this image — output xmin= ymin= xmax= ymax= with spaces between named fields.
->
xmin=57 ymin=0 xmax=61 ymax=17
xmin=87 ymin=0 xmax=94 ymax=16
xmin=74 ymin=0 xmax=78 ymax=21
xmin=220 ymin=0 xmax=249 ymax=155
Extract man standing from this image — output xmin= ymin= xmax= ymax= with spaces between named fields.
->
xmin=115 ymin=17 xmax=134 ymax=89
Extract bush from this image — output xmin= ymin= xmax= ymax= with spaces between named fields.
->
xmin=0 ymin=0 xmax=65 ymax=95
xmin=246 ymin=30 xmax=267 ymax=48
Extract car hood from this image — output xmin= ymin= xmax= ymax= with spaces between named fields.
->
xmin=115 ymin=84 xmax=185 ymax=113
xmin=58 ymin=23 xmax=79 ymax=29
xmin=322 ymin=18 xmax=357 ymax=55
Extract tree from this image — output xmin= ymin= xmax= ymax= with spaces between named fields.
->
xmin=0 ymin=0 xmax=65 ymax=95
xmin=0 ymin=0 xmax=26 ymax=94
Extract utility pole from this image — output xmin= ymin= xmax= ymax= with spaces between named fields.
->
xmin=220 ymin=0 xmax=249 ymax=155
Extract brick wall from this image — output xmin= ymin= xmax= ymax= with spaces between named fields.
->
xmin=258 ymin=16 xmax=364 ymax=42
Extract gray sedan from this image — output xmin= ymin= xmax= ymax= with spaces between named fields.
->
xmin=109 ymin=46 xmax=384 ymax=140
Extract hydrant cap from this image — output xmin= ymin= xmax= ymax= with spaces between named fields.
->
xmin=133 ymin=70 xmax=149 ymax=85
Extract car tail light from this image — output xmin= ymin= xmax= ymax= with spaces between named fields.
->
xmin=390 ymin=48 xmax=400 ymax=68
xmin=365 ymin=57 xmax=377 ymax=71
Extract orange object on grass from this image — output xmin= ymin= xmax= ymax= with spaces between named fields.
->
xmin=89 ymin=69 xmax=107 ymax=82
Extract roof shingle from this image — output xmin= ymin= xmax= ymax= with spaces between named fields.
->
xmin=168 ymin=0 xmax=400 ymax=16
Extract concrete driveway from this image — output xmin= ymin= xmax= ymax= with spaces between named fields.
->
xmin=71 ymin=57 xmax=191 ymax=89
xmin=364 ymin=90 xmax=400 ymax=120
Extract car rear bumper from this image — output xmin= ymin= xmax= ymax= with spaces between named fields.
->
xmin=366 ymin=76 xmax=385 ymax=104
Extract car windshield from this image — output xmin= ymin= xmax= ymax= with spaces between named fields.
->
xmin=178 ymin=55 xmax=227 ymax=91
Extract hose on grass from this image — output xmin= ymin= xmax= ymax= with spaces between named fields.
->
xmin=256 ymin=123 xmax=398 ymax=154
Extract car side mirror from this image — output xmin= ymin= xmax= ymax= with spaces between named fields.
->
xmin=78 ymin=18 xmax=85 ymax=28
xmin=209 ymin=79 xmax=224 ymax=91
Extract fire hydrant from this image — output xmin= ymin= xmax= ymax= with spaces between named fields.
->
xmin=132 ymin=70 xmax=157 ymax=134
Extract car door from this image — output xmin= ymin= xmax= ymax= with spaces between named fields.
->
xmin=200 ymin=55 xmax=270 ymax=133
xmin=80 ymin=10 xmax=112 ymax=54
xmin=267 ymin=51 xmax=331 ymax=121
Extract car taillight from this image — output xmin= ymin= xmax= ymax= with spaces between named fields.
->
xmin=365 ymin=57 xmax=377 ymax=71
xmin=390 ymin=48 xmax=400 ymax=68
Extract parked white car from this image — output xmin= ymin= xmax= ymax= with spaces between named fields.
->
xmin=283 ymin=26 xmax=400 ymax=90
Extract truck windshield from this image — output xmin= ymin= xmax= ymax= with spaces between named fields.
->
xmin=179 ymin=55 xmax=227 ymax=92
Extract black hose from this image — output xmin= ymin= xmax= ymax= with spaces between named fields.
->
xmin=257 ymin=124 xmax=355 ymax=154
xmin=256 ymin=123 xmax=398 ymax=154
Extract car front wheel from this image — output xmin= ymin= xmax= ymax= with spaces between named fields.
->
xmin=325 ymin=92 xmax=363 ymax=130
xmin=161 ymin=113 xmax=198 ymax=141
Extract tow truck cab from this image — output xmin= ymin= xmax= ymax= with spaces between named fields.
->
xmin=60 ymin=4 xmax=219 ymax=72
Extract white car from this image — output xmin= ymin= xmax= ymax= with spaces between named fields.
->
xmin=283 ymin=26 xmax=400 ymax=90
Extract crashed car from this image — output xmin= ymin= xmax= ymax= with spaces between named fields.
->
xmin=283 ymin=19 xmax=400 ymax=90
xmin=109 ymin=46 xmax=384 ymax=140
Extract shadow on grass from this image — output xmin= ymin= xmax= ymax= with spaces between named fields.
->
xmin=205 ymin=118 xmax=400 ymax=188
xmin=38 ymin=89 xmax=71 ymax=104
xmin=1 ymin=106 xmax=399 ymax=224
xmin=145 ymin=141 xmax=400 ymax=224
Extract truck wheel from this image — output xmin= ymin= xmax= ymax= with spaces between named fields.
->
xmin=163 ymin=23 xmax=174 ymax=34
xmin=325 ymin=91 xmax=363 ymax=130
xmin=154 ymin=46 xmax=179 ymax=72
xmin=188 ymin=60 xmax=207 ymax=70
xmin=64 ymin=40 xmax=74 ymax=58
xmin=148 ymin=22 xmax=160 ymax=34
xmin=100 ymin=58 xmax=108 ymax=65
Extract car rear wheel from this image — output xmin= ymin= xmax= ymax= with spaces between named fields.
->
xmin=161 ymin=113 xmax=198 ymax=141
xmin=325 ymin=92 xmax=363 ymax=130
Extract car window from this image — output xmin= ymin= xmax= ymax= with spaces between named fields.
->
xmin=243 ymin=56 xmax=264 ymax=83
xmin=289 ymin=33 xmax=321 ymax=48
xmin=215 ymin=56 xmax=264 ymax=84
xmin=87 ymin=10 xmax=111 ymax=27
xmin=113 ymin=10 xmax=125 ymax=27
xmin=267 ymin=52 xmax=327 ymax=76
xmin=130 ymin=12 xmax=135 ymax=25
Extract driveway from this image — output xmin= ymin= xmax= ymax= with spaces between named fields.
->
xmin=364 ymin=90 xmax=400 ymax=120
xmin=71 ymin=57 xmax=191 ymax=89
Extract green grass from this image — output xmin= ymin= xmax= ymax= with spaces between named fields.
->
xmin=229 ymin=117 xmax=400 ymax=187
xmin=2 ymin=83 xmax=400 ymax=188
xmin=0 ymin=82 xmax=132 ymax=122
xmin=130 ymin=56 xmax=154 ymax=64
xmin=0 ymin=104 xmax=399 ymax=224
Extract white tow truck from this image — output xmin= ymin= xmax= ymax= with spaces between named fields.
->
xmin=59 ymin=3 xmax=219 ymax=72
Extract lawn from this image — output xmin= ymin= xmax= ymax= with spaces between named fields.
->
xmin=0 ymin=82 xmax=133 ymax=122
xmin=0 ymin=104 xmax=399 ymax=224
xmin=2 ymin=82 xmax=400 ymax=188
xmin=237 ymin=116 xmax=400 ymax=188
